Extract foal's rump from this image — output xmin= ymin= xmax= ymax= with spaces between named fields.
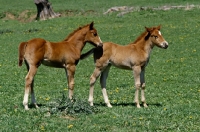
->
xmin=18 ymin=38 xmax=48 ymax=66
xmin=18 ymin=42 xmax=28 ymax=66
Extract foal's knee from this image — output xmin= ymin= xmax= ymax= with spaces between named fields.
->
xmin=135 ymin=83 xmax=141 ymax=89
xmin=69 ymin=82 xmax=75 ymax=90
xmin=25 ymin=75 xmax=33 ymax=85
xmin=25 ymin=76 xmax=30 ymax=83
xmin=90 ymin=75 xmax=96 ymax=85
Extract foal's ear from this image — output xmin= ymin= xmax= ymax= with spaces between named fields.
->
xmin=89 ymin=21 xmax=94 ymax=30
xmin=145 ymin=26 xmax=152 ymax=32
xmin=157 ymin=25 xmax=161 ymax=30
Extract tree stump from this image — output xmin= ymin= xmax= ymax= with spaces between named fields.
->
xmin=34 ymin=0 xmax=61 ymax=20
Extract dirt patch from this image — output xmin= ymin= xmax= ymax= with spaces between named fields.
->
xmin=103 ymin=5 xmax=199 ymax=17
xmin=2 ymin=10 xmax=36 ymax=22
xmin=18 ymin=10 xmax=36 ymax=22
xmin=5 ymin=12 xmax=15 ymax=20
xmin=1 ymin=9 xmax=96 ymax=22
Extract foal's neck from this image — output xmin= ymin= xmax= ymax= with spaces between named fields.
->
xmin=66 ymin=29 xmax=88 ymax=51
xmin=132 ymin=35 xmax=154 ymax=55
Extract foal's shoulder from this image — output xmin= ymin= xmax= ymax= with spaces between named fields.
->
xmin=104 ymin=42 xmax=120 ymax=46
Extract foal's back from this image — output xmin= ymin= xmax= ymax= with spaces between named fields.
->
xmin=96 ymin=42 xmax=145 ymax=70
xmin=23 ymin=38 xmax=79 ymax=68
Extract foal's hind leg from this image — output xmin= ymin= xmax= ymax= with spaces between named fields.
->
xmin=65 ymin=64 xmax=76 ymax=99
xmin=30 ymin=79 xmax=39 ymax=109
xmin=89 ymin=67 xmax=101 ymax=106
xmin=100 ymin=64 xmax=112 ymax=107
xmin=23 ymin=63 xmax=38 ymax=110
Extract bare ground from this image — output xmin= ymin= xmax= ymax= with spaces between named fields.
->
xmin=1 ymin=5 xmax=199 ymax=22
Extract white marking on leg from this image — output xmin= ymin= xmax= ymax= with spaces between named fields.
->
xmin=23 ymin=93 xmax=29 ymax=110
xmin=102 ymin=88 xmax=112 ymax=108
xmin=88 ymin=87 xmax=94 ymax=106
xmin=89 ymin=75 xmax=96 ymax=106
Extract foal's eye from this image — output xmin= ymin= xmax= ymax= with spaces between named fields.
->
xmin=93 ymin=33 xmax=97 ymax=37
xmin=154 ymin=36 xmax=158 ymax=39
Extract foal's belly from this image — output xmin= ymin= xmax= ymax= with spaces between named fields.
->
xmin=111 ymin=62 xmax=132 ymax=70
xmin=42 ymin=59 xmax=64 ymax=68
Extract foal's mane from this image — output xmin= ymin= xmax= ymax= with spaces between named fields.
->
xmin=132 ymin=30 xmax=149 ymax=44
xmin=63 ymin=24 xmax=90 ymax=41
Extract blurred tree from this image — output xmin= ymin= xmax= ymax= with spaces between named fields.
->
xmin=34 ymin=0 xmax=61 ymax=20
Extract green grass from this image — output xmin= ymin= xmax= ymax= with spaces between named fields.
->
xmin=0 ymin=0 xmax=200 ymax=131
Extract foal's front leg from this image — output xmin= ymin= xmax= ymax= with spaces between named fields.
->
xmin=89 ymin=67 xmax=101 ymax=106
xmin=65 ymin=64 xmax=76 ymax=99
xmin=133 ymin=66 xmax=142 ymax=108
xmin=140 ymin=70 xmax=148 ymax=107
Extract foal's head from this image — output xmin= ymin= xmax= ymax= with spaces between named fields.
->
xmin=85 ymin=22 xmax=103 ymax=47
xmin=145 ymin=25 xmax=168 ymax=49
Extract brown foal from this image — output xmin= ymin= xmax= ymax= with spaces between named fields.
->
xmin=81 ymin=25 xmax=168 ymax=108
xmin=18 ymin=22 xmax=103 ymax=110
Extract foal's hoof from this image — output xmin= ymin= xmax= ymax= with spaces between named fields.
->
xmin=35 ymin=105 xmax=39 ymax=109
xmin=107 ymin=104 xmax=112 ymax=108
xmin=24 ymin=106 xmax=29 ymax=110
xmin=89 ymin=102 xmax=94 ymax=107
xmin=143 ymin=104 xmax=148 ymax=108
xmin=31 ymin=103 xmax=40 ymax=109
xmin=135 ymin=103 xmax=141 ymax=108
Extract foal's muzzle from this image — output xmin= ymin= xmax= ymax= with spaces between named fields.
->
xmin=161 ymin=41 xmax=168 ymax=49
xmin=98 ymin=42 xmax=103 ymax=47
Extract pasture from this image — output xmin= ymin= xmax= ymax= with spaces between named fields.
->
xmin=0 ymin=0 xmax=200 ymax=131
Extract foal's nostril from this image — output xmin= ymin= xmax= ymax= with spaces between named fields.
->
xmin=98 ymin=43 xmax=103 ymax=47
xmin=163 ymin=42 xmax=168 ymax=49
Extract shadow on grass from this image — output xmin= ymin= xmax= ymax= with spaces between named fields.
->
xmin=94 ymin=102 xmax=162 ymax=107
xmin=27 ymin=103 xmax=46 ymax=109
xmin=26 ymin=102 xmax=162 ymax=110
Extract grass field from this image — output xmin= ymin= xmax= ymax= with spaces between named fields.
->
xmin=0 ymin=0 xmax=200 ymax=131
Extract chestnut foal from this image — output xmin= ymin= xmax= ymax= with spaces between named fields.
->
xmin=18 ymin=22 xmax=103 ymax=110
xmin=81 ymin=25 xmax=168 ymax=108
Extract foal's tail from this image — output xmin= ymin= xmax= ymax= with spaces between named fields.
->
xmin=18 ymin=42 xmax=27 ymax=66
xmin=80 ymin=48 xmax=95 ymax=60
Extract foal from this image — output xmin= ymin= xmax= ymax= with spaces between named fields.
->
xmin=18 ymin=22 xmax=103 ymax=110
xmin=81 ymin=25 xmax=168 ymax=108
